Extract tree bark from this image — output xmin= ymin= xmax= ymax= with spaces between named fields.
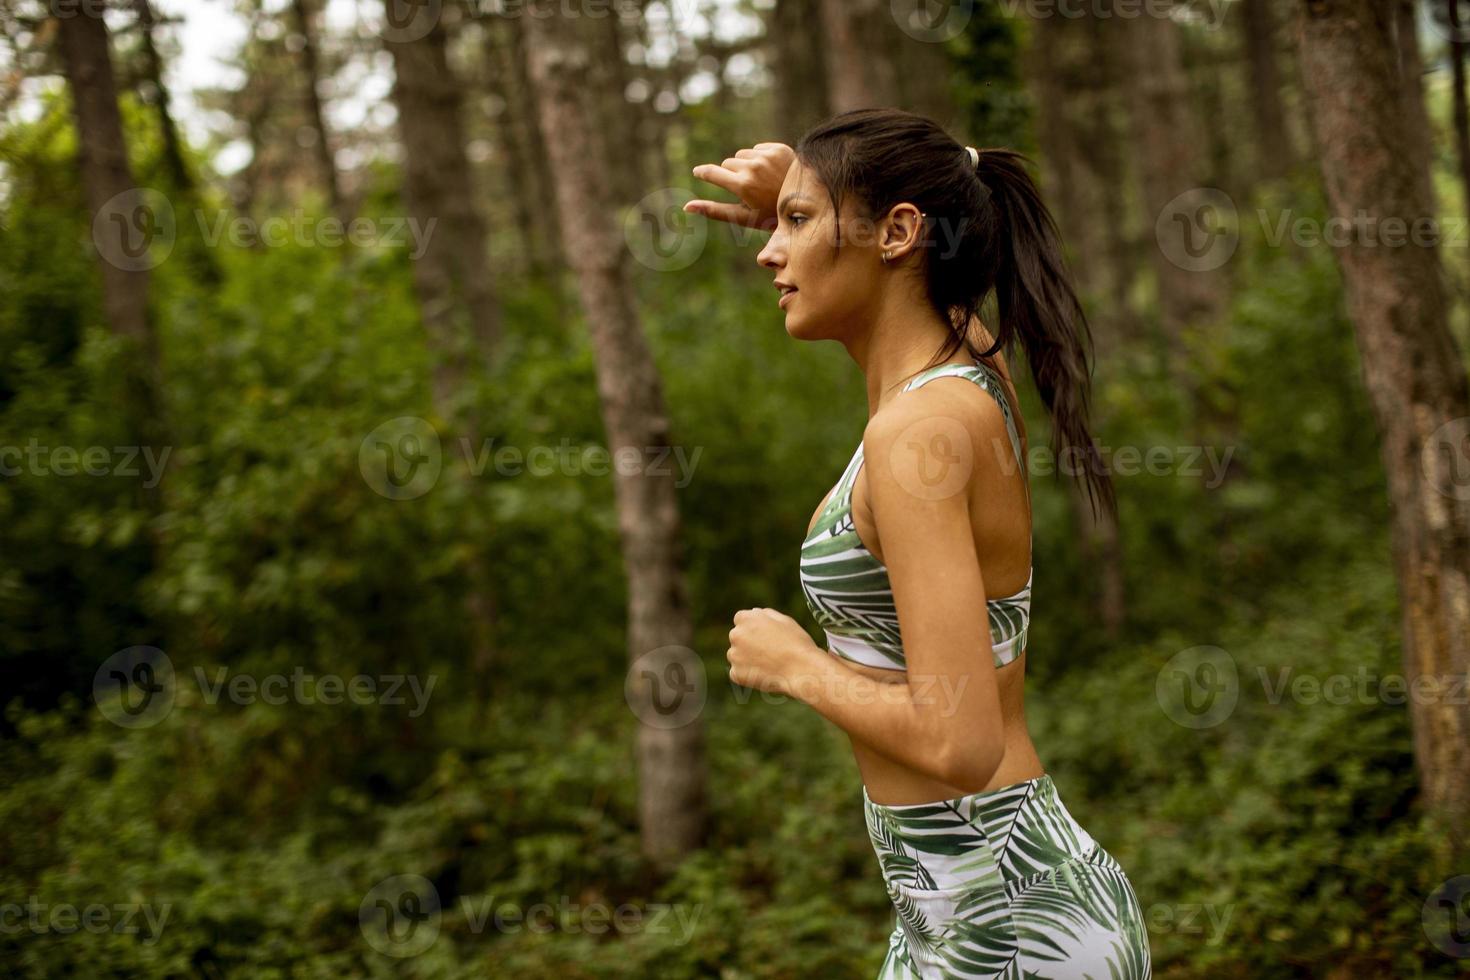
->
xmin=383 ymin=5 xmax=499 ymax=394
xmin=54 ymin=4 xmax=159 ymax=393
xmin=818 ymin=0 xmax=891 ymax=112
xmin=383 ymin=3 xmax=501 ymax=697
xmin=770 ymin=0 xmax=830 ymax=141
xmin=1393 ymin=0 xmax=1437 ymax=212
xmin=131 ymin=0 xmax=192 ymax=198
xmin=1240 ymin=0 xmax=1293 ymax=181
xmin=1113 ymin=6 xmax=1226 ymax=339
xmin=1298 ymin=0 xmax=1470 ymax=834
xmin=131 ymin=0 xmax=222 ymax=287
xmin=524 ymin=2 xmax=707 ymax=870
xmin=1448 ymin=1 xmax=1470 ymax=232
xmin=290 ymin=0 xmax=344 ymax=222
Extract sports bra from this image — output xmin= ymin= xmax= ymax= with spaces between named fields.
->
xmin=798 ymin=358 xmax=1032 ymax=672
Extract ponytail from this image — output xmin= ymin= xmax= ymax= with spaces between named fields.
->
xmin=971 ymin=148 xmax=1116 ymax=522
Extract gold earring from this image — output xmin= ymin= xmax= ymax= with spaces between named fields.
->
xmin=882 ymin=250 xmax=892 ymax=263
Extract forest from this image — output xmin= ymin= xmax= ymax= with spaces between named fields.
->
xmin=2 ymin=0 xmax=1469 ymax=976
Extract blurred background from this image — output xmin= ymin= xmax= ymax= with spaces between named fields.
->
xmin=3 ymin=0 xmax=1470 ymax=976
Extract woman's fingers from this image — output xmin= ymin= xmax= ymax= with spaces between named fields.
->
xmin=683 ymin=199 xmax=761 ymax=228
xmin=689 ymin=142 xmax=793 ymax=231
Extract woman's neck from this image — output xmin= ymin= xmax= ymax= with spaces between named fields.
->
xmin=850 ymin=303 xmax=974 ymax=420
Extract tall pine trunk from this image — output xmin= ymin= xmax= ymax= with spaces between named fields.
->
xmin=290 ymin=0 xmax=344 ymax=222
xmin=1240 ymin=0 xmax=1294 ymax=182
xmin=55 ymin=7 xmax=164 ymax=454
xmin=383 ymin=5 xmax=501 ymax=701
xmin=524 ymin=4 xmax=707 ymax=870
xmin=1113 ymin=6 xmax=1225 ymax=341
xmin=1298 ymin=0 xmax=1470 ymax=835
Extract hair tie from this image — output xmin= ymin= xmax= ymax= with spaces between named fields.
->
xmin=964 ymin=145 xmax=980 ymax=170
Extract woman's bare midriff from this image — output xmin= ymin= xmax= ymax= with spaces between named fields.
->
xmin=804 ymin=340 xmax=1044 ymax=806
xmin=837 ymin=652 xmax=1044 ymax=805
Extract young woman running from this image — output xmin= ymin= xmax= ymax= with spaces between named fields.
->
xmin=688 ymin=109 xmax=1152 ymax=979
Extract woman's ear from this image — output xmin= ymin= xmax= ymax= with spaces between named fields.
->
xmin=878 ymin=204 xmax=927 ymax=261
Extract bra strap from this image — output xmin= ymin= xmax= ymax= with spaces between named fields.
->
xmin=902 ymin=362 xmax=1024 ymax=470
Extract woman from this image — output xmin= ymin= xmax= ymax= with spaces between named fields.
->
xmin=688 ymin=109 xmax=1151 ymax=979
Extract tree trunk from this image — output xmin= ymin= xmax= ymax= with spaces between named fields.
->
xmin=594 ymin=7 xmax=646 ymax=207
xmin=131 ymin=0 xmax=192 ymax=198
xmin=290 ymin=0 xmax=344 ymax=222
xmin=55 ymin=7 xmax=162 ymax=427
xmin=1393 ymin=0 xmax=1437 ymax=212
xmin=1449 ymin=1 xmax=1470 ymax=232
xmin=383 ymin=4 xmax=501 ymax=698
xmin=1113 ymin=6 xmax=1226 ymax=340
xmin=383 ymin=5 xmax=499 ymax=393
xmin=770 ymin=0 xmax=830 ymax=141
xmin=818 ymin=0 xmax=889 ymax=112
xmin=485 ymin=15 xmax=561 ymax=277
xmin=1240 ymin=0 xmax=1293 ymax=181
xmin=1298 ymin=0 xmax=1470 ymax=835
xmin=131 ymin=0 xmax=222 ymax=287
xmin=524 ymin=3 xmax=707 ymax=870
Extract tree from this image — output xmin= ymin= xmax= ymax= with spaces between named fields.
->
xmin=1297 ymin=0 xmax=1470 ymax=836
xmin=382 ymin=2 xmax=501 ymax=699
xmin=1239 ymin=0 xmax=1294 ymax=182
xmin=1112 ymin=4 xmax=1226 ymax=341
xmin=54 ymin=4 xmax=163 ymax=441
xmin=524 ymin=3 xmax=708 ymax=869
xmin=288 ymin=0 xmax=344 ymax=221
xmin=483 ymin=12 xmax=562 ymax=277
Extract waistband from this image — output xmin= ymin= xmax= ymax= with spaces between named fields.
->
xmin=863 ymin=773 xmax=1100 ymax=893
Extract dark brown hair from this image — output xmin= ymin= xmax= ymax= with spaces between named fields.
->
xmin=794 ymin=108 xmax=1116 ymax=520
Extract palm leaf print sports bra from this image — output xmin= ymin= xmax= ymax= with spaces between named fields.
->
xmin=799 ymin=358 xmax=1032 ymax=672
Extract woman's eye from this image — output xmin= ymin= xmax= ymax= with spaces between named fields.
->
xmin=789 ymin=214 xmax=807 ymax=227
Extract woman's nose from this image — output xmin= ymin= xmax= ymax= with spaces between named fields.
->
xmin=756 ymin=235 xmax=782 ymax=270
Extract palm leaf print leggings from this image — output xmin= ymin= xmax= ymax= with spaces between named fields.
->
xmin=865 ymin=774 xmax=1152 ymax=978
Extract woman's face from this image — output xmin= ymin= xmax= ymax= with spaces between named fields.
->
xmin=756 ymin=160 xmax=885 ymax=343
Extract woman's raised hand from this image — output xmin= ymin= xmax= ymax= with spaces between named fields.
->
xmin=684 ymin=142 xmax=796 ymax=231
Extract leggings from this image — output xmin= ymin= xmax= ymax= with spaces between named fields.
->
xmin=864 ymin=774 xmax=1151 ymax=979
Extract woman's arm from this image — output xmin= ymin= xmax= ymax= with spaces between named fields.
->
xmin=728 ymin=383 xmax=1011 ymax=792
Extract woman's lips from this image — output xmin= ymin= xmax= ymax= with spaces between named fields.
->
xmin=778 ymin=288 xmax=797 ymax=309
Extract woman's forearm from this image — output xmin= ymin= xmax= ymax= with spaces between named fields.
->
xmin=783 ymin=643 xmax=1002 ymax=792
